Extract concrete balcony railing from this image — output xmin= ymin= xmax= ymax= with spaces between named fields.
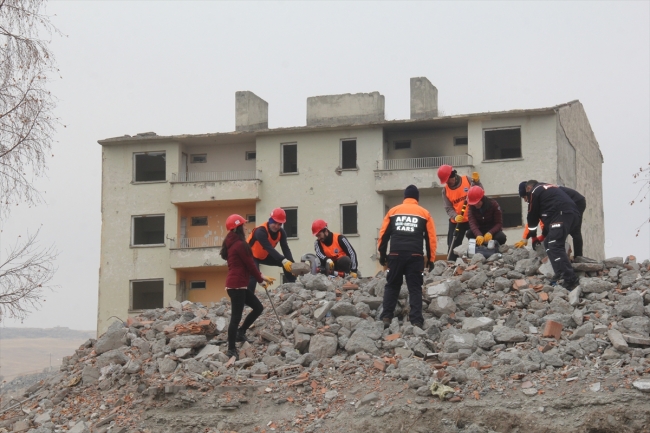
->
xmin=170 ymin=170 xmax=262 ymax=204
xmin=171 ymin=236 xmax=224 ymax=249
xmin=374 ymin=154 xmax=474 ymax=194
xmin=169 ymin=237 xmax=226 ymax=269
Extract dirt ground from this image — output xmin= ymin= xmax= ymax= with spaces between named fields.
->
xmin=0 ymin=338 xmax=87 ymax=380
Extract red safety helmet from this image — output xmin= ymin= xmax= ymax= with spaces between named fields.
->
xmin=437 ymin=164 xmax=453 ymax=184
xmin=269 ymin=208 xmax=287 ymax=224
xmin=311 ymin=219 xmax=328 ymax=236
xmin=226 ymin=214 xmax=246 ymax=231
xmin=467 ymin=185 xmax=485 ymax=206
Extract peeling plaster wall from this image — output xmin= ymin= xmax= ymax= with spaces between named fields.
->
xmin=556 ymin=102 xmax=605 ymax=260
xmin=383 ymin=126 xmax=469 ymax=159
xmin=98 ymin=141 xmax=180 ymax=335
xmin=180 ymin=143 xmax=256 ymax=173
xmin=256 ymin=128 xmax=385 ymax=279
xmin=181 ymin=269 xmax=228 ymax=304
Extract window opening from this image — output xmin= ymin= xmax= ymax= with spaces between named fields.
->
xmin=283 ymin=208 xmax=298 ymax=238
xmin=282 ymin=143 xmax=297 ymax=173
xmin=131 ymin=279 xmax=164 ymax=310
xmin=394 ymin=140 xmax=411 ymax=150
xmin=454 ymin=137 xmax=468 ymax=146
xmin=484 ymin=128 xmax=522 ymax=160
xmin=341 ymin=139 xmax=357 ymax=169
xmin=191 ymin=216 xmax=208 ymax=226
xmin=134 ymin=152 xmax=166 ymax=182
xmin=492 ymin=195 xmax=522 ymax=228
xmin=341 ymin=204 xmax=358 ymax=235
xmin=246 ymin=151 xmax=256 ymax=160
xmin=132 ymin=215 xmax=165 ymax=245
xmin=190 ymin=281 xmax=206 ymax=290
xmin=191 ymin=154 xmax=207 ymax=163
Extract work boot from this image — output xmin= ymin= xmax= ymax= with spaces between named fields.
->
xmin=549 ymin=272 xmax=562 ymax=285
xmin=563 ymin=277 xmax=580 ymax=292
xmin=412 ymin=321 xmax=424 ymax=330
xmin=226 ymin=348 xmax=239 ymax=361
xmin=236 ymin=330 xmax=252 ymax=343
xmin=382 ymin=317 xmax=392 ymax=330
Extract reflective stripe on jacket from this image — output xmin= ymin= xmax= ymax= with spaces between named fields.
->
xmin=444 ymin=175 xmax=472 ymax=223
xmin=377 ymin=198 xmax=437 ymax=262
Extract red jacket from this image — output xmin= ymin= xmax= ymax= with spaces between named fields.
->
xmin=224 ymin=231 xmax=264 ymax=289
xmin=468 ymin=197 xmax=503 ymax=237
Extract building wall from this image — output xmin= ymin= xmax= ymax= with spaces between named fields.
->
xmin=177 ymin=203 xmax=256 ymax=241
xmin=180 ymin=143 xmax=256 ymax=173
xmin=384 ymin=126 xmax=469 ymax=160
xmin=98 ymin=141 xmax=180 ymax=334
xmin=180 ymin=268 xmax=228 ymax=304
xmin=255 ymin=128 xmax=385 ymax=279
xmin=556 ymin=102 xmax=605 ymax=260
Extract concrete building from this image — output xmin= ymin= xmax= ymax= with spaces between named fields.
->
xmin=96 ymin=77 xmax=605 ymax=333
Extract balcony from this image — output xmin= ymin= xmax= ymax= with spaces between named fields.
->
xmin=169 ymin=236 xmax=226 ymax=269
xmin=170 ymin=171 xmax=262 ymax=204
xmin=374 ymin=154 xmax=474 ymax=194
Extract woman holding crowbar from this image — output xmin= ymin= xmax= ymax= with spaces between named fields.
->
xmin=220 ymin=214 xmax=275 ymax=361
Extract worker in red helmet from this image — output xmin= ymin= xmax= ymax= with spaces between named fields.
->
xmin=311 ymin=219 xmax=359 ymax=278
xmin=437 ymin=165 xmax=482 ymax=260
xmin=246 ymin=208 xmax=296 ymax=292
xmin=220 ymin=214 xmax=275 ymax=360
xmin=465 ymin=186 xmax=507 ymax=246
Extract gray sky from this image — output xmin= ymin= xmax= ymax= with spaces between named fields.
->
xmin=2 ymin=1 xmax=648 ymax=331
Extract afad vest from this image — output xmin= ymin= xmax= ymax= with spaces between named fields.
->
xmin=319 ymin=233 xmax=346 ymax=260
xmin=444 ymin=175 xmax=472 ymax=223
xmin=247 ymin=222 xmax=281 ymax=260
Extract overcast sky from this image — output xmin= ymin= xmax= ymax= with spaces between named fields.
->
xmin=1 ymin=1 xmax=648 ymax=331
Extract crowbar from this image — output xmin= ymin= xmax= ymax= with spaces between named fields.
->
xmin=263 ymin=286 xmax=288 ymax=339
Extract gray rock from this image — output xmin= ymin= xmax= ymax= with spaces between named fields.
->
xmin=157 ymin=357 xmax=178 ymax=374
xmin=356 ymin=392 xmax=379 ymax=407
xmin=616 ymin=291 xmax=644 ymax=318
xmin=467 ymin=272 xmax=488 ymax=289
xmin=462 ymin=317 xmax=495 ymax=334
xmin=308 ymin=334 xmax=338 ymax=359
xmin=443 ymin=333 xmax=476 ymax=353
xmin=568 ymin=286 xmax=582 ymax=306
xmin=294 ymin=332 xmax=311 ymax=353
xmin=275 ymin=294 xmax=297 ymax=316
xmin=354 ymin=320 xmax=384 ymax=340
xmin=344 ymin=332 xmax=379 ymax=355
xmin=184 ymin=359 xmax=208 ymax=374
xmin=542 ymin=313 xmax=575 ymax=329
xmin=542 ymin=352 xmax=564 ymax=367
xmin=174 ymin=348 xmax=192 ymax=358
xmin=195 ymin=344 xmax=222 ymax=361
xmin=494 ymin=277 xmax=511 ymax=291
xmin=337 ymin=316 xmax=363 ymax=330
xmin=620 ymin=270 xmax=640 ymax=289
xmin=580 ymin=336 xmax=599 ymax=353
xmin=81 ymin=365 xmax=100 ymax=385
xmin=476 ymin=331 xmax=496 ymax=349
xmin=68 ymin=422 xmax=90 ymax=433
xmin=538 ymin=261 xmax=554 ymax=278
xmin=124 ymin=359 xmax=142 ymax=374
xmin=549 ymin=297 xmax=574 ymax=315
xmin=96 ymin=348 xmax=129 ymax=368
xmin=428 ymin=296 xmax=457 ymax=317
xmin=580 ymin=278 xmax=615 ymax=294
xmin=355 ymin=302 xmax=371 ymax=316
xmin=618 ymin=316 xmax=650 ymax=336
xmin=314 ymin=301 xmax=335 ymax=321
xmin=633 ymin=379 xmax=650 ymax=393
xmin=607 ymin=329 xmax=629 ymax=353
xmin=603 ymin=257 xmax=624 ymax=268
xmin=131 ymin=337 xmax=151 ymax=353
xmin=569 ymin=322 xmax=594 ymax=340
xmin=95 ymin=324 xmax=127 ymax=355
xmin=301 ymin=274 xmax=334 ymax=291
xmin=572 ymin=262 xmax=603 ymax=272
xmin=330 ymin=301 xmax=359 ymax=317
xmin=355 ymin=296 xmax=383 ymax=310
xmin=493 ymin=327 xmax=526 ymax=343
xmin=169 ymin=335 xmax=207 ymax=350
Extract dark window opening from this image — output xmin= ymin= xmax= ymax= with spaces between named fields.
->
xmin=341 ymin=204 xmax=358 ymax=235
xmin=484 ymin=128 xmax=522 ymax=160
xmin=492 ymin=195 xmax=522 ymax=228
xmin=134 ymin=152 xmax=166 ymax=182
xmin=246 ymin=151 xmax=256 ymax=160
xmin=190 ymin=281 xmax=206 ymax=290
xmin=133 ymin=215 xmax=165 ymax=245
xmin=131 ymin=280 xmax=164 ymax=310
xmin=246 ymin=214 xmax=256 ymax=223
xmin=191 ymin=154 xmax=207 ymax=163
xmin=341 ymin=140 xmax=357 ymax=169
xmin=394 ymin=140 xmax=411 ymax=150
xmin=454 ymin=137 xmax=468 ymax=146
xmin=283 ymin=208 xmax=298 ymax=238
xmin=282 ymin=144 xmax=297 ymax=173
xmin=191 ymin=216 xmax=208 ymax=226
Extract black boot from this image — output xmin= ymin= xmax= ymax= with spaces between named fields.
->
xmin=236 ymin=330 xmax=252 ymax=343
xmin=382 ymin=317 xmax=392 ymax=330
xmin=226 ymin=348 xmax=239 ymax=361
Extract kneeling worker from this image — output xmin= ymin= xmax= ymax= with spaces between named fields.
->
xmin=465 ymin=185 xmax=507 ymax=246
xmin=246 ymin=208 xmax=296 ymax=292
xmin=311 ymin=219 xmax=359 ymax=278
xmin=377 ymin=185 xmax=437 ymax=329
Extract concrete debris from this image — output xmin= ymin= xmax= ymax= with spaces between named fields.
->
xmin=2 ymin=252 xmax=650 ymax=433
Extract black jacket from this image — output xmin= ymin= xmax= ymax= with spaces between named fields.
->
xmin=526 ymin=183 xmax=578 ymax=237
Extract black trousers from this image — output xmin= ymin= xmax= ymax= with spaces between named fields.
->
xmin=466 ymin=230 xmax=507 ymax=245
xmin=380 ymin=253 xmax=424 ymax=325
xmin=246 ymin=256 xmax=296 ymax=292
xmin=319 ymin=256 xmax=351 ymax=274
xmin=447 ymin=221 xmax=470 ymax=261
xmin=544 ymin=212 xmax=579 ymax=283
xmin=571 ymin=199 xmax=586 ymax=257
xmin=226 ymin=288 xmax=263 ymax=351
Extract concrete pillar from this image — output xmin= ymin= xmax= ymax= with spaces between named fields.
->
xmin=410 ymin=77 xmax=438 ymax=119
xmin=306 ymin=92 xmax=385 ymax=126
xmin=236 ymin=91 xmax=268 ymax=131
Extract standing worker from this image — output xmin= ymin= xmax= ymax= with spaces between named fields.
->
xmin=437 ymin=165 xmax=482 ymax=261
xmin=221 ymin=214 xmax=274 ymax=361
xmin=377 ymin=185 xmax=437 ymax=329
xmin=465 ymin=185 xmax=507 ymax=246
xmin=246 ymin=208 xmax=296 ymax=292
xmin=523 ymin=180 xmax=580 ymax=290
xmin=311 ymin=219 xmax=359 ymax=278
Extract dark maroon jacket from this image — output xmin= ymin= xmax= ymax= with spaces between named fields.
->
xmin=224 ymin=231 xmax=264 ymax=289
xmin=468 ymin=197 xmax=503 ymax=237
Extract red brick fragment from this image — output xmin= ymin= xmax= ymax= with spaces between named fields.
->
xmin=543 ymin=320 xmax=563 ymax=339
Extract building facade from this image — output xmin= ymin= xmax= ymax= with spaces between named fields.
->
xmin=96 ymin=77 xmax=605 ymax=333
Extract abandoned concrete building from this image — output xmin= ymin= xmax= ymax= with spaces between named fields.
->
xmin=96 ymin=77 xmax=605 ymax=333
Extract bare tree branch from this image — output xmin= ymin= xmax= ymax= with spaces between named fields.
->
xmin=630 ymin=162 xmax=650 ymax=237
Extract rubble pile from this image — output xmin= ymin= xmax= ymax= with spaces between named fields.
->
xmin=3 ymin=247 xmax=650 ymax=433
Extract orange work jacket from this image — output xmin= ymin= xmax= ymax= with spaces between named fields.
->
xmin=247 ymin=222 xmax=281 ymax=260
xmin=444 ymin=175 xmax=472 ymax=223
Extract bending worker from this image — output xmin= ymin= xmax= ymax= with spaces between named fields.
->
xmin=246 ymin=208 xmax=296 ymax=292
xmin=377 ymin=185 xmax=437 ymax=329
xmin=437 ymin=165 xmax=482 ymax=261
xmin=515 ymin=181 xmax=586 ymax=258
xmin=465 ymin=185 xmax=507 ymax=246
xmin=311 ymin=219 xmax=359 ymax=278
xmin=523 ymin=180 xmax=580 ymax=290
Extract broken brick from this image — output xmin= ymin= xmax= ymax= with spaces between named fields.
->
xmin=543 ymin=320 xmax=563 ymax=339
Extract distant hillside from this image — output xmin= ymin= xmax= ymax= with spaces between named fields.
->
xmin=0 ymin=327 xmax=96 ymax=340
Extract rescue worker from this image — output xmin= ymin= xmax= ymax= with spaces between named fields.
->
xmin=465 ymin=185 xmax=507 ymax=246
xmin=523 ymin=180 xmax=580 ymax=290
xmin=515 ymin=181 xmax=586 ymax=258
xmin=514 ymin=182 xmax=545 ymax=249
xmin=377 ymin=185 xmax=437 ymax=329
xmin=246 ymin=208 xmax=296 ymax=292
xmin=311 ymin=219 xmax=359 ymax=278
xmin=437 ymin=165 xmax=482 ymax=261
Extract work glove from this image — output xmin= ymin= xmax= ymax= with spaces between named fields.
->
xmin=379 ymin=255 xmax=387 ymax=266
xmin=472 ymin=172 xmax=480 ymax=183
xmin=532 ymin=235 xmax=545 ymax=249
xmin=475 ymin=236 xmax=485 ymax=246
xmin=484 ymin=232 xmax=493 ymax=242
xmin=260 ymin=275 xmax=275 ymax=289
xmin=326 ymin=259 xmax=334 ymax=271
xmin=454 ymin=214 xmax=464 ymax=223
xmin=281 ymin=259 xmax=293 ymax=273
xmin=514 ymin=239 xmax=527 ymax=248
xmin=349 ymin=271 xmax=358 ymax=279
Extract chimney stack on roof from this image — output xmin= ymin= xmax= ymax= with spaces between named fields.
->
xmin=235 ymin=91 xmax=268 ymax=131
xmin=410 ymin=77 xmax=438 ymax=119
